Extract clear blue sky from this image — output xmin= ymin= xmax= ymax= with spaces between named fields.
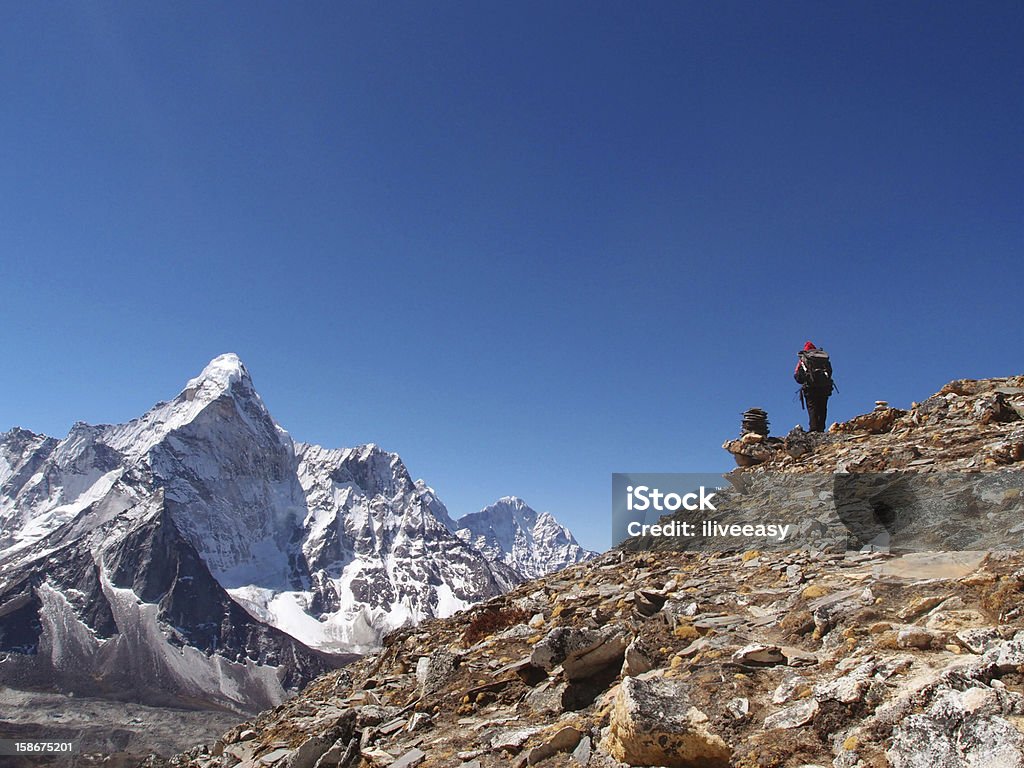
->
xmin=2 ymin=2 xmax=1021 ymax=552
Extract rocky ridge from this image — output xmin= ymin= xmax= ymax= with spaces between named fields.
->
xmin=148 ymin=375 xmax=1024 ymax=768
xmin=722 ymin=376 xmax=1024 ymax=473
xmin=455 ymin=496 xmax=597 ymax=580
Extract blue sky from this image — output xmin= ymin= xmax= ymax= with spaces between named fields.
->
xmin=1 ymin=2 xmax=1021 ymax=552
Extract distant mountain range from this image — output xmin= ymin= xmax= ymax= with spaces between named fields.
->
xmin=456 ymin=495 xmax=596 ymax=579
xmin=0 ymin=354 xmax=596 ymax=712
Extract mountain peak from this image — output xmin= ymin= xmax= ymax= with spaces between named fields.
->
xmin=98 ymin=353 xmax=271 ymax=459
xmin=184 ymin=353 xmax=251 ymax=398
xmin=456 ymin=497 xmax=597 ymax=579
xmin=480 ymin=496 xmax=535 ymax=518
xmin=494 ymin=495 xmax=528 ymax=507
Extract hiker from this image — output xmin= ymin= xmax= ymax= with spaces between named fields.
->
xmin=794 ymin=341 xmax=834 ymax=432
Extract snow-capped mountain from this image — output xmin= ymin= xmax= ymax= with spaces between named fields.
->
xmin=252 ymin=441 xmax=520 ymax=652
xmin=455 ymin=496 xmax=597 ymax=579
xmin=0 ymin=354 xmax=590 ymax=711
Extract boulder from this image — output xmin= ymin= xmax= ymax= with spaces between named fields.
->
xmin=417 ymin=649 xmax=460 ymax=695
xmin=955 ymin=627 xmax=1001 ymax=654
xmin=602 ymin=677 xmax=731 ymax=767
xmin=898 ymin=595 xmax=947 ymax=622
xmin=989 ymin=635 xmax=1024 ymax=673
xmin=531 ymin=626 xmax=629 ymax=680
xmin=889 ymin=687 xmax=1024 ymax=768
xmin=523 ymin=679 xmax=569 ymax=714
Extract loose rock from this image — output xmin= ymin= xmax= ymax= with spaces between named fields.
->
xmin=603 ymin=677 xmax=731 ymax=767
xmin=763 ymin=699 xmax=819 ymax=730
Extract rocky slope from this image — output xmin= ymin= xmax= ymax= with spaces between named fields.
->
xmin=0 ymin=355 xmax=588 ymax=720
xmin=146 ymin=375 xmax=1024 ymax=768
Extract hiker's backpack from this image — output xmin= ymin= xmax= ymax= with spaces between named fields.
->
xmin=798 ymin=348 xmax=834 ymax=393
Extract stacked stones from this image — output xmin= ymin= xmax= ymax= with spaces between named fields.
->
xmin=741 ymin=408 xmax=770 ymax=437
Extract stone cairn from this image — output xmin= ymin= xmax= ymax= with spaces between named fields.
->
xmin=741 ymin=408 xmax=769 ymax=437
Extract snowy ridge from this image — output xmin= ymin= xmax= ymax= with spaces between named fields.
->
xmin=103 ymin=353 xmax=291 ymax=458
xmin=290 ymin=441 xmax=517 ymax=652
xmin=0 ymin=354 xmax=593 ymax=709
xmin=455 ymin=496 xmax=598 ymax=579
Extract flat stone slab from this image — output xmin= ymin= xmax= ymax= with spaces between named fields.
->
xmin=876 ymin=551 xmax=987 ymax=580
xmin=388 ymin=748 xmax=426 ymax=768
xmin=258 ymin=749 xmax=292 ymax=765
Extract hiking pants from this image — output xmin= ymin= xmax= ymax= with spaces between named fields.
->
xmin=806 ymin=391 xmax=829 ymax=432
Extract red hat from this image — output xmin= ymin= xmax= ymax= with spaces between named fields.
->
xmin=803 ymin=341 xmax=816 ymax=350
